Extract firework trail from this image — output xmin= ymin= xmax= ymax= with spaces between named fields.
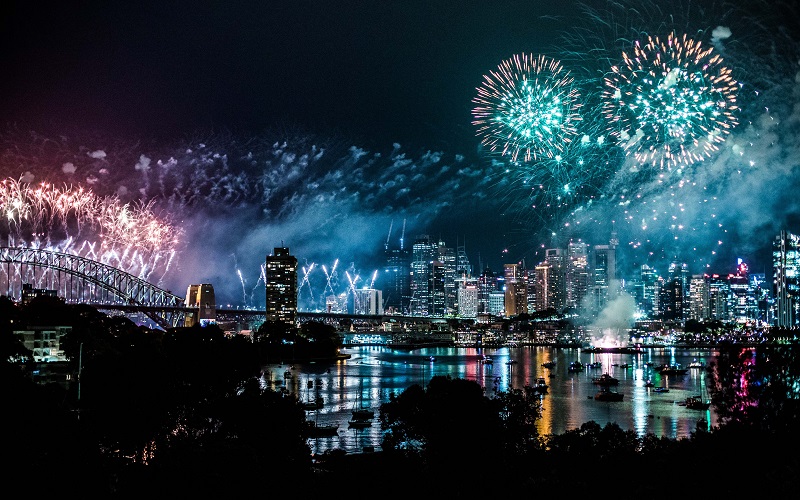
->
xmin=0 ymin=177 xmax=180 ymax=284
xmin=0 ymin=126 xmax=498 ymax=309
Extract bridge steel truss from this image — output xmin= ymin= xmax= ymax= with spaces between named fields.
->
xmin=0 ymin=246 xmax=187 ymax=330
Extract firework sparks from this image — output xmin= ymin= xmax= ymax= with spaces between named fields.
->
xmin=0 ymin=177 xmax=181 ymax=283
xmin=602 ymin=32 xmax=740 ymax=170
xmin=472 ymin=53 xmax=582 ymax=163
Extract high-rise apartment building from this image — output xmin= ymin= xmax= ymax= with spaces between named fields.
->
xmin=265 ymin=246 xmax=298 ymax=325
xmin=773 ymin=230 xmax=800 ymax=328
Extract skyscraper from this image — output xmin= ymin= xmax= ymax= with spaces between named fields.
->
xmin=265 ymin=246 xmax=298 ymax=325
xmin=773 ymin=230 xmax=800 ymax=328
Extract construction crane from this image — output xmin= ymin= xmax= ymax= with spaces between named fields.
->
xmin=385 ymin=220 xmax=393 ymax=251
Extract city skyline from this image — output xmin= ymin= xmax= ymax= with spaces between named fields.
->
xmin=1 ymin=1 xmax=799 ymax=308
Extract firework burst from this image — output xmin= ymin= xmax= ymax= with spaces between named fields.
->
xmin=602 ymin=31 xmax=740 ymax=170
xmin=472 ymin=53 xmax=583 ymax=163
xmin=0 ymin=177 xmax=181 ymax=282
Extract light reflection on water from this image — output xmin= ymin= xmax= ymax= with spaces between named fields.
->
xmin=261 ymin=345 xmax=717 ymax=456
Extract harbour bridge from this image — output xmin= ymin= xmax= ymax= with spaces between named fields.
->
xmin=0 ymin=246 xmax=435 ymax=332
xmin=0 ymin=246 xmax=188 ymax=330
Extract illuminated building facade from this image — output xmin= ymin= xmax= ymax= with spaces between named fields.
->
xmin=773 ymin=230 xmax=800 ymax=328
xmin=266 ymin=246 xmax=298 ymax=325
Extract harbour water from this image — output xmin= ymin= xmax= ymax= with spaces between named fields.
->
xmin=260 ymin=345 xmax=718 ymax=456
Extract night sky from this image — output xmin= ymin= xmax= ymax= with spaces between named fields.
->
xmin=2 ymin=1 xmax=799 ymax=309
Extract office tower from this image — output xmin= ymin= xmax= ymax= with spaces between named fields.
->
xmin=525 ymin=268 xmax=537 ymax=313
xmin=354 ymin=288 xmax=383 ymax=315
xmin=503 ymin=262 xmax=527 ymax=317
xmin=707 ymin=275 xmax=731 ymax=321
xmin=749 ymin=273 xmax=770 ymax=325
xmin=429 ymin=260 xmax=447 ymax=316
xmin=659 ymin=278 xmax=683 ymax=322
xmin=773 ymin=230 xmax=800 ymax=328
xmin=566 ymin=241 xmax=590 ymax=313
xmin=409 ymin=235 xmax=437 ymax=316
xmin=488 ymin=290 xmax=505 ymax=317
xmin=639 ymin=264 xmax=659 ymax=319
xmin=477 ymin=267 xmax=496 ymax=314
xmin=535 ymin=248 xmax=567 ymax=313
xmin=265 ymin=246 xmax=298 ymax=325
xmin=457 ymin=277 xmax=479 ymax=318
xmin=688 ymin=275 xmax=709 ymax=321
xmin=184 ymin=283 xmax=216 ymax=326
xmin=592 ymin=233 xmax=617 ymax=312
xmin=383 ymin=246 xmax=410 ymax=314
xmin=729 ymin=259 xmax=750 ymax=323
xmin=437 ymin=239 xmax=458 ymax=314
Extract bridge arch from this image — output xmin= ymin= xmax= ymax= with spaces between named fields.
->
xmin=0 ymin=246 xmax=186 ymax=329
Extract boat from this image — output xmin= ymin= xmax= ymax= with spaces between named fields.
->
xmin=541 ymin=361 xmax=556 ymax=369
xmin=351 ymin=380 xmax=375 ymax=421
xmin=506 ymin=359 xmax=518 ymax=365
xmin=591 ymin=373 xmax=619 ymax=386
xmin=644 ymin=379 xmax=655 ymax=388
xmin=301 ymin=378 xmax=324 ymax=410
xmin=348 ymin=418 xmax=372 ymax=429
xmin=301 ymin=396 xmax=324 ymax=411
xmin=655 ymin=364 xmax=688 ymax=376
xmin=305 ymin=420 xmax=339 ymax=437
xmin=653 ymin=387 xmax=670 ymax=393
xmin=594 ymin=387 xmax=624 ymax=402
xmin=568 ymin=361 xmax=585 ymax=373
xmin=480 ymin=355 xmax=494 ymax=365
xmin=532 ymin=376 xmax=549 ymax=394
xmin=682 ymin=395 xmax=710 ymax=410
xmin=616 ymin=363 xmax=631 ymax=369
xmin=688 ymin=359 xmax=704 ymax=369
xmin=587 ymin=361 xmax=602 ymax=369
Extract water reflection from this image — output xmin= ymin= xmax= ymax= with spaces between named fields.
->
xmin=262 ymin=345 xmax=717 ymax=455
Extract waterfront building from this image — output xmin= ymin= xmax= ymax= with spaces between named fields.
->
xmin=265 ymin=246 xmax=298 ymax=325
xmin=21 ymin=283 xmax=58 ymax=304
xmin=773 ymin=230 xmax=800 ymax=327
